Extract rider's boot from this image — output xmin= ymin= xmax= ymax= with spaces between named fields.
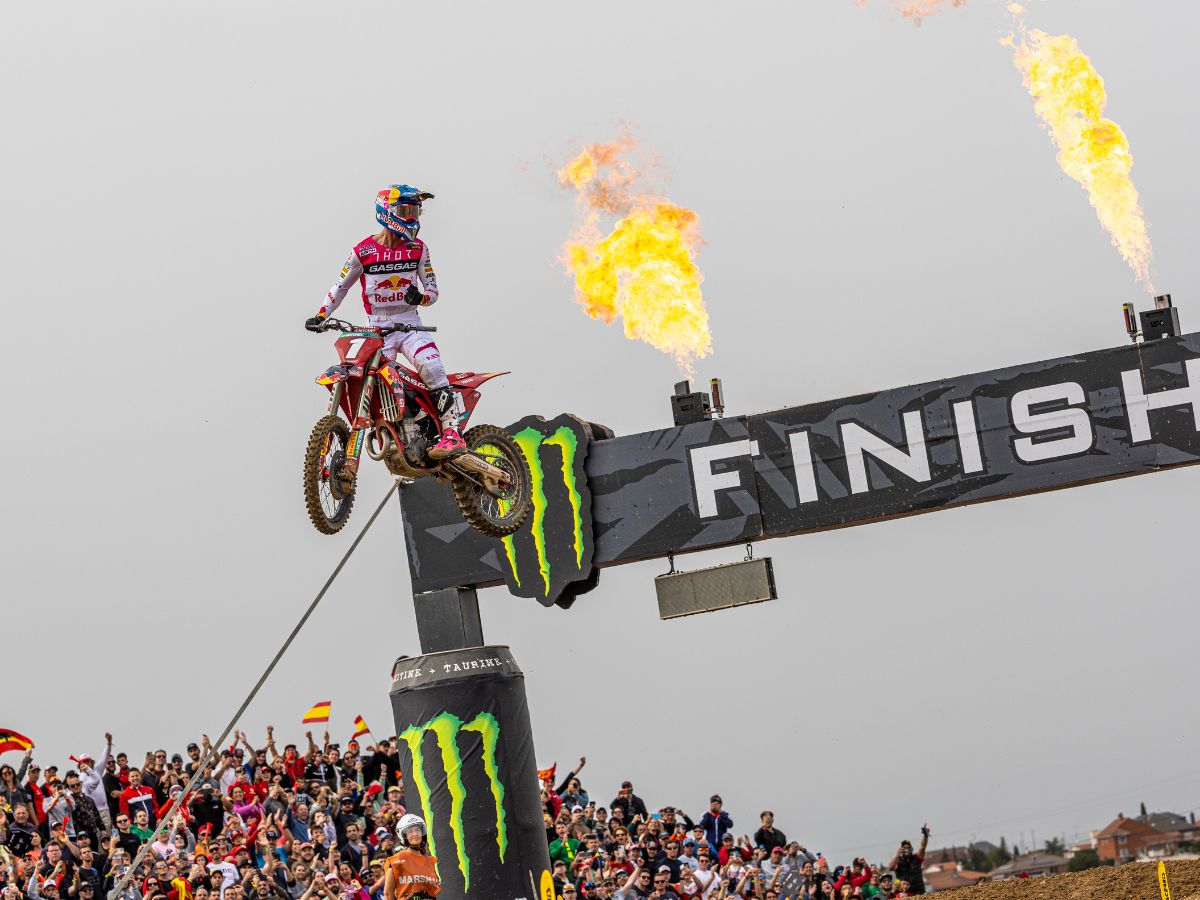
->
xmin=428 ymin=386 xmax=467 ymax=459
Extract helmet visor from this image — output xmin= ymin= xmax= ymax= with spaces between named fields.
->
xmin=390 ymin=203 xmax=421 ymax=221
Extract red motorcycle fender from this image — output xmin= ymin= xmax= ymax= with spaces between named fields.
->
xmin=315 ymin=364 xmax=363 ymax=386
xmin=447 ymin=371 xmax=509 ymax=390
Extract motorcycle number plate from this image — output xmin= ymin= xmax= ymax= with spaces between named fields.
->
xmin=336 ymin=334 xmax=383 ymax=366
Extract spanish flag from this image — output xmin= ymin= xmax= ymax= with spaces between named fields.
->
xmin=0 ymin=729 xmax=33 ymax=755
xmin=350 ymin=716 xmax=370 ymax=741
xmin=302 ymin=701 xmax=332 ymax=724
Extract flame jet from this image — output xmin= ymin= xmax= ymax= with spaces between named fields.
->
xmin=854 ymin=0 xmax=966 ymax=25
xmin=1005 ymin=4 xmax=1154 ymax=289
xmin=558 ymin=134 xmax=713 ymax=377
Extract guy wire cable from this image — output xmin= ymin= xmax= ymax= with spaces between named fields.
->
xmin=109 ymin=480 xmax=400 ymax=900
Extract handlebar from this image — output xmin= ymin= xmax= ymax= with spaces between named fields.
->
xmin=320 ymin=317 xmax=436 ymax=334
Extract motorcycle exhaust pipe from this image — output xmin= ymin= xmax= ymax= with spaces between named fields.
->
xmin=452 ymin=452 xmax=508 ymax=481
xmin=365 ymin=427 xmax=392 ymax=461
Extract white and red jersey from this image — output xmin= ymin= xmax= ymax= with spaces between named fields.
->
xmin=319 ymin=235 xmax=439 ymax=324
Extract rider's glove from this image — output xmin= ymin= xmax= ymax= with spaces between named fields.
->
xmin=403 ymin=285 xmax=424 ymax=306
xmin=305 ymin=315 xmax=326 ymax=332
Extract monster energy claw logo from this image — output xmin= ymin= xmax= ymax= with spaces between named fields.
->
xmin=499 ymin=414 xmax=595 ymax=606
xmin=399 ymin=712 xmax=507 ymax=892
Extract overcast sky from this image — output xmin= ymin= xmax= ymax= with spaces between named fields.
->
xmin=3 ymin=0 xmax=1197 ymax=862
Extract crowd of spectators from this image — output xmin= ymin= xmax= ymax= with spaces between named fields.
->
xmin=539 ymin=759 xmax=930 ymax=899
xmin=0 ymin=733 xmax=931 ymax=900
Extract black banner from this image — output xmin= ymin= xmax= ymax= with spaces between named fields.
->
xmin=399 ymin=334 xmax=1200 ymax=603
xmin=499 ymin=415 xmax=596 ymax=607
xmin=389 ymin=646 xmax=552 ymax=900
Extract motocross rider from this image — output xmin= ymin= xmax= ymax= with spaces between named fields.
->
xmin=305 ymin=184 xmax=466 ymax=459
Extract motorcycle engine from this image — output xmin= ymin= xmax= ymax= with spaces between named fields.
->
xmin=403 ymin=434 xmax=428 ymax=466
xmin=402 ymin=417 xmax=432 ymax=466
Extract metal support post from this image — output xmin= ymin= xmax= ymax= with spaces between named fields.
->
xmin=413 ymin=585 xmax=484 ymax=653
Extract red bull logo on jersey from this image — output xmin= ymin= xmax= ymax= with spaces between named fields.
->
xmin=369 ymin=273 xmax=412 ymax=304
xmin=371 ymin=275 xmax=413 ymax=306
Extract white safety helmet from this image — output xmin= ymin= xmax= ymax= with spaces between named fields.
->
xmin=396 ymin=813 xmax=427 ymax=843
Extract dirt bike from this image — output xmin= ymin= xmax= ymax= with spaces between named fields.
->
xmin=303 ymin=317 xmax=532 ymax=537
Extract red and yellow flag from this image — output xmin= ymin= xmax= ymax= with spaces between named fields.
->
xmin=0 ymin=729 xmax=33 ymax=755
xmin=351 ymin=716 xmax=370 ymax=741
xmin=302 ymin=701 xmax=332 ymax=724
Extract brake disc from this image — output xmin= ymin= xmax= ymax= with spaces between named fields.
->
xmin=328 ymin=449 xmax=352 ymax=501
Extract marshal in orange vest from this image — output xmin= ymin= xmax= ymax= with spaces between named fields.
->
xmin=386 ymin=849 xmax=441 ymax=899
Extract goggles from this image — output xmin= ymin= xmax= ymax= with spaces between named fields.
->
xmin=389 ymin=203 xmax=421 ymax=221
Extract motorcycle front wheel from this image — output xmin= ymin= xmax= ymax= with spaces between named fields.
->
xmin=451 ymin=424 xmax=532 ymax=537
xmin=303 ymin=415 xmax=356 ymax=534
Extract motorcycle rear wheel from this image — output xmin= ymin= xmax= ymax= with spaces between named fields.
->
xmin=304 ymin=415 xmax=356 ymax=534
xmin=451 ymin=424 xmax=532 ymax=537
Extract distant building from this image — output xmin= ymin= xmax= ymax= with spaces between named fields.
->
xmin=922 ymin=861 xmax=989 ymax=892
xmin=1139 ymin=832 xmax=1182 ymax=860
xmin=988 ymin=852 xmax=1069 ymax=879
xmin=1095 ymin=813 xmax=1174 ymax=863
xmin=923 ymin=842 xmax=998 ymax=867
xmin=1137 ymin=811 xmax=1200 ymax=844
xmin=1065 ymin=836 xmax=1096 ymax=860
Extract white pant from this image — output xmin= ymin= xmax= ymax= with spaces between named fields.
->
xmin=382 ymin=328 xmax=448 ymax=390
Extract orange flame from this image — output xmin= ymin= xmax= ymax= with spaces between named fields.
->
xmin=855 ymin=0 xmax=966 ymax=25
xmin=896 ymin=0 xmax=965 ymax=23
xmin=1005 ymin=4 xmax=1153 ymax=289
xmin=558 ymin=135 xmax=712 ymax=376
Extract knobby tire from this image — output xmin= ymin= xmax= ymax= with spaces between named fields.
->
xmin=452 ymin=424 xmax=532 ymax=537
xmin=304 ymin=415 xmax=356 ymax=534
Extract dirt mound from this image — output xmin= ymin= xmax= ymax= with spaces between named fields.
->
xmin=935 ymin=860 xmax=1200 ymax=900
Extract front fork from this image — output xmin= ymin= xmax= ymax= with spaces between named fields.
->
xmin=340 ymin=350 xmax=386 ymax=476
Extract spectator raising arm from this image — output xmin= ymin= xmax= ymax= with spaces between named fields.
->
xmin=14 ymin=747 xmax=33 ymax=786
xmin=554 ymin=757 xmax=586 ymax=796
xmin=888 ymin=825 xmax=930 ymax=895
xmin=614 ymin=866 xmax=642 ymax=900
xmin=236 ymin=731 xmax=257 ymax=759
xmin=78 ymin=734 xmax=112 ymax=828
